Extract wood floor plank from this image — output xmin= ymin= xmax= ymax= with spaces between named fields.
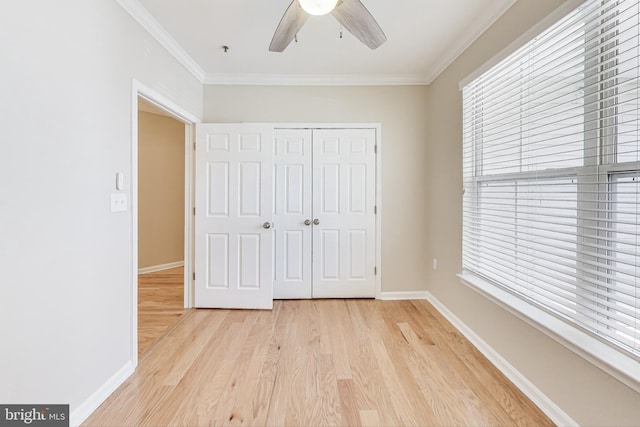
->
xmin=398 ymin=301 xmax=517 ymax=425
xmin=84 ymin=299 xmax=555 ymax=427
xmin=137 ymin=267 xmax=185 ymax=358
xmin=359 ymin=409 xmax=381 ymax=427
xmin=408 ymin=300 xmax=554 ymax=427
xmin=344 ymin=300 xmax=402 ymax=426
xmin=210 ymin=312 xmax=266 ymax=424
xmin=318 ymin=353 xmax=344 ymax=426
xmin=227 ymin=307 xmax=282 ymax=425
xmin=186 ymin=312 xmax=259 ymax=426
xmin=363 ymin=301 xmax=434 ymax=427
xmin=84 ymin=309 xmax=212 ymax=427
xmin=250 ymin=303 xmax=284 ymax=426
xmin=337 ymin=379 xmax=361 ymax=427
xmin=147 ymin=311 xmax=252 ymax=426
xmin=265 ymin=301 xmax=299 ymax=426
xmin=379 ymin=301 xmax=498 ymax=426
xmin=397 ymin=320 xmax=491 ymax=426
xmin=303 ymin=301 xmax=325 ymax=426
xmin=327 ymin=300 xmax=354 ymax=380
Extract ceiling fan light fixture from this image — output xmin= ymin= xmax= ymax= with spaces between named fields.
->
xmin=298 ymin=0 xmax=339 ymax=16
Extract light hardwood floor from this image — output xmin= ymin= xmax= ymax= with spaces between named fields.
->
xmin=138 ymin=267 xmax=186 ymax=358
xmin=86 ymin=299 xmax=554 ymax=427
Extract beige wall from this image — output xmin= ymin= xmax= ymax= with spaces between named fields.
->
xmin=204 ymin=85 xmax=429 ymax=293
xmin=425 ymin=0 xmax=640 ymax=425
xmin=138 ymin=111 xmax=185 ymax=269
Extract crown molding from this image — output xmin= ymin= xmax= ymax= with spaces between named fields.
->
xmin=424 ymin=0 xmax=518 ymax=85
xmin=114 ymin=0 xmax=515 ymax=88
xmin=114 ymin=0 xmax=206 ymax=83
xmin=204 ymin=73 xmax=430 ymax=86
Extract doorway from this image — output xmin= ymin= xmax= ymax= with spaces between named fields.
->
xmin=130 ymin=80 xmax=199 ymax=366
xmin=137 ymin=98 xmax=186 ymax=358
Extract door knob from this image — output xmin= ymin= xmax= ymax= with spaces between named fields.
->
xmin=263 ymin=222 xmax=272 ymax=229
xmin=304 ymin=219 xmax=311 ymax=226
xmin=313 ymin=218 xmax=320 ymax=225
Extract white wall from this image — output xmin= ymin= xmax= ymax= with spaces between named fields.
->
xmin=425 ymin=0 xmax=640 ymax=425
xmin=203 ymin=85 xmax=430 ymax=294
xmin=0 ymin=0 xmax=201 ymax=420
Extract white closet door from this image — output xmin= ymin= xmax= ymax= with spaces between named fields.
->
xmin=312 ymin=129 xmax=376 ymax=298
xmin=273 ymin=129 xmax=313 ymax=299
xmin=194 ymin=124 xmax=274 ymax=309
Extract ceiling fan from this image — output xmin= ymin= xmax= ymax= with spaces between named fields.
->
xmin=269 ymin=0 xmax=387 ymax=52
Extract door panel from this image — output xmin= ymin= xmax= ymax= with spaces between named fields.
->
xmin=320 ymin=229 xmax=340 ymax=280
xmin=238 ymin=162 xmax=262 ymax=216
xmin=348 ymin=229 xmax=367 ymax=279
xmin=207 ymin=162 xmax=229 ymax=216
xmin=195 ymin=124 xmax=273 ymax=309
xmin=321 ymin=164 xmax=340 ymax=214
xmin=312 ymin=129 xmax=376 ymax=298
xmin=207 ymin=233 xmax=229 ymax=288
xmin=284 ymin=230 xmax=304 ymax=279
xmin=238 ymin=233 xmax=261 ymax=288
xmin=273 ymin=129 xmax=313 ymax=299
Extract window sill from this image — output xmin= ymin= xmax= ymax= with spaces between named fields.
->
xmin=458 ymin=272 xmax=640 ymax=394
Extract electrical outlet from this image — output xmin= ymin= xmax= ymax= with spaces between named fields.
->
xmin=432 ymin=258 xmax=438 ymax=271
xmin=110 ymin=193 xmax=128 ymax=212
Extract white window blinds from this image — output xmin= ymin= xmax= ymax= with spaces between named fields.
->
xmin=462 ymin=0 xmax=640 ymax=360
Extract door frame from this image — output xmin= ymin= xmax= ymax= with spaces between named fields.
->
xmin=274 ymin=123 xmax=382 ymax=298
xmin=130 ymin=79 xmax=200 ymax=367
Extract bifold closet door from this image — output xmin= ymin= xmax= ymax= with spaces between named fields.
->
xmin=274 ymin=128 xmax=377 ymax=299
xmin=312 ymin=129 xmax=376 ymax=298
xmin=273 ymin=129 xmax=313 ymax=299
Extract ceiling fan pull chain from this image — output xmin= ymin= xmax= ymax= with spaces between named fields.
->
xmin=268 ymin=0 xmax=386 ymax=52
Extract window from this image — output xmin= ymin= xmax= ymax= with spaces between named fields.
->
xmin=462 ymin=0 xmax=640 ymax=370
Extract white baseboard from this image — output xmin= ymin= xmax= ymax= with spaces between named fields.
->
xmin=138 ymin=261 xmax=184 ymax=275
xmin=424 ymin=292 xmax=578 ymax=427
xmin=377 ymin=291 xmax=429 ymax=300
xmin=70 ymin=361 xmax=134 ymax=427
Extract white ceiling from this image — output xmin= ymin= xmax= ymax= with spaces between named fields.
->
xmin=125 ymin=0 xmax=517 ymax=85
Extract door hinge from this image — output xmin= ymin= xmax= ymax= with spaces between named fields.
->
xmin=193 ymin=141 xmax=196 ymax=151
xmin=193 ymin=272 xmax=196 ymax=281
xmin=374 ymin=145 xmax=377 ymax=154
xmin=374 ymin=266 xmax=377 ymax=275
xmin=374 ymin=205 xmax=377 ymax=215
xmin=193 ymin=207 xmax=196 ymax=216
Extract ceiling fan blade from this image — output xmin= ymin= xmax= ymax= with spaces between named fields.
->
xmin=332 ymin=0 xmax=387 ymax=50
xmin=269 ymin=1 xmax=309 ymax=52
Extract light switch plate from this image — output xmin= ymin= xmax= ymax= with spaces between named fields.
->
xmin=111 ymin=193 xmax=128 ymax=212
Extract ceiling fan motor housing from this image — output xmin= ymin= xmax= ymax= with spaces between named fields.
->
xmin=298 ymin=0 xmax=339 ymax=16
